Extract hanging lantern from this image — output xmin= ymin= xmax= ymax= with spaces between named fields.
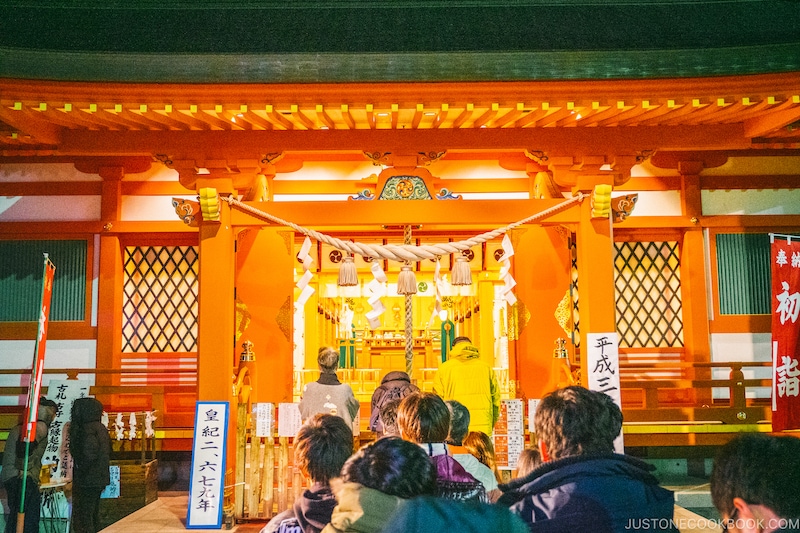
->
xmin=397 ymin=263 xmax=418 ymax=295
xmin=451 ymin=254 xmax=472 ymax=286
xmin=337 ymin=255 xmax=358 ymax=286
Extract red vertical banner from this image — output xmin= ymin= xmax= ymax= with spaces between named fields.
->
xmin=21 ymin=254 xmax=56 ymax=442
xmin=771 ymin=235 xmax=800 ymax=432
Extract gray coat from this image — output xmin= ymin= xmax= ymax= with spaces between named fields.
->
xmin=2 ymin=419 xmax=49 ymax=484
xmin=298 ymin=373 xmax=360 ymax=431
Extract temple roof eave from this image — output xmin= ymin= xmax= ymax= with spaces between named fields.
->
xmin=2 ymin=45 xmax=800 ymax=84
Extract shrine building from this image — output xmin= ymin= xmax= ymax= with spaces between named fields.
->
xmin=1 ymin=0 xmax=799 ymax=526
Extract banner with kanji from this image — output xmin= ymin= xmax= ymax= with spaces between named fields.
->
xmin=22 ymin=255 xmax=56 ymax=442
xmin=586 ymin=332 xmax=624 ymax=453
xmin=771 ymin=235 xmax=800 ymax=432
xmin=44 ymin=380 xmax=90 ymax=480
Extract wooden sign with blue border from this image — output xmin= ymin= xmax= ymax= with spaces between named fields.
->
xmin=187 ymin=401 xmax=229 ymax=529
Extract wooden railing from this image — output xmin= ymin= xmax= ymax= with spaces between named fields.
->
xmin=0 ymin=367 xmax=197 ymax=449
xmin=0 ymin=361 xmax=777 ymax=449
xmin=619 ymin=361 xmax=773 ymax=425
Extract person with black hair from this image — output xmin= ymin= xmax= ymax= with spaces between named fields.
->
xmin=69 ymin=397 xmax=111 ymax=533
xmin=710 ymin=433 xmax=800 ymax=532
xmin=322 ymin=437 xmax=436 ymax=533
xmin=445 ymin=401 xmax=498 ymax=493
xmin=433 ymin=336 xmax=500 ymax=434
xmin=1 ymin=397 xmax=57 ymax=533
xmin=497 ymin=386 xmax=675 ymax=532
xmin=397 ymin=391 xmax=486 ymax=503
xmin=261 ymin=414 xmax=355 ymax=533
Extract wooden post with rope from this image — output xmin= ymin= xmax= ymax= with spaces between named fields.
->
xmin=404 ymin=225 xmax=414 ymax=376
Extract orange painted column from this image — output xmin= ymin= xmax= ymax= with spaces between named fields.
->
xmin=477 ymin=278 xmax=495 ymax=369
xmin=96 ymin=166 xmax=124 ymax=387
xmin=196 ymin=177 xmax=237 ymax=476
xmin=304 ymin=285 xmax=319 ymax=372
xmin=678 ymin=163 xmax=712 ymax=401
xmin=575 ymin=188 xmax=617 ymax=380
xmin=513 ymin=226 xmax=573 ymax=400
xmin=235 ymin=227 xmax=296 ymax=405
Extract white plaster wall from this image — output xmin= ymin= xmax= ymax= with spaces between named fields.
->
xmin=701 ymin=156 xmax=800 ymax=176
xmin=631 ymin=160 xmax=679 ymax=178
xmin=709 ymin=333 xmax=772 ymax=400
xmin=121 ymin=195 xmax=196 ymax=221
xmin=702 ymin=189 xmax=800 ymax=216
xmin=622 ymin=190 xmax=683 ymax=217
xmin=0 ymin=163 xmax=100 ymax=182
xmin=433 ymin=160 xmax=526 ymax=180
xmin=0 ymin=340 xmax=97 ymax=406
xmin=0 ymin=196 xmax=101 ymax=221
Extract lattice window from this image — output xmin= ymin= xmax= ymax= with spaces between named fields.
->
xmin=614 ymin=241 xmax=684 ymax=348
xmin=569 ymin=236 xmax=580 ymax=348
xmin=122 ymin=246 xmax=198 ymax=352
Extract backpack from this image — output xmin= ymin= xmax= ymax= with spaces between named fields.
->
xmin=369 ymin=376 xmax=419 ymax=432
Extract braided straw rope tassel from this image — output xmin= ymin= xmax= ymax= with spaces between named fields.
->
xmin=403 ymin=224 xmax=414 ymax=376
xmin=221 ymin=193 xmax=585 ymax=263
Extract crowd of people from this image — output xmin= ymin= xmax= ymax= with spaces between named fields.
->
xmin=288 ymin=338 xmax=800 ymax=533
xmin=3 ymin=335 xmax=799 ymax=533
xmin=1 ymin=396 xmax=111 ymax=533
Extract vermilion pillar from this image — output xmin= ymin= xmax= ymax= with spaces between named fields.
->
xmin=196 ymin=177 xmax=237 ymax=479
xmin=514 ymin=226 xmax=573 ymax=400
xmin=678 ymin=162 xmax=712 ymax=402
xmin=575 ymin=188 xmax=617 ymax=380
xmin=96 ymin=166 xmax=124 ymax=387
xmin=235 ymin=227 xmax=295 ymax=405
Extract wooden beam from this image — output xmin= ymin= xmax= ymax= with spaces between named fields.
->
xmin=0 ymin=221 xmax=196 ymax=235
xmin=229 ymin=198 xmax=583 ymax=230
xmin=55 ymin=124 xmax=750 ymax=158
xmin=0 ymin=105 xmax=62 ymax=145
xmin=268 ymin=178 xmax=532 ymax=195
xmin=743 ymin=102 xmax=800 ymax=138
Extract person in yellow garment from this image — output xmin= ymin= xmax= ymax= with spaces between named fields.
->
xmin=433 ymin=336 xmax=500 ymax=435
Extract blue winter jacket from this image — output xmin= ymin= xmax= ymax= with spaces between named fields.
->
xmin=497 ymin=454 xmax=677 ymax=533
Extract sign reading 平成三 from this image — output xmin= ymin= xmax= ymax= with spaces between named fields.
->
xmin=586 ymin=332 xmax=624 ymax=453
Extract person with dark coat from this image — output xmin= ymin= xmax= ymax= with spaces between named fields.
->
xmin=321 ymin=437 xmax=437 ymax=533
xmin=261 ymin=414 xmax=354 ymax=533
xmin=69 ymin=397 xmax=111 ymax=533
xmin=497 ymin=386 xmax=676 ymax=533
xmin=1 ymin=397 xmax=57 ymax=533
xmin=368 ymin=371 xmax=419 ymax=436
